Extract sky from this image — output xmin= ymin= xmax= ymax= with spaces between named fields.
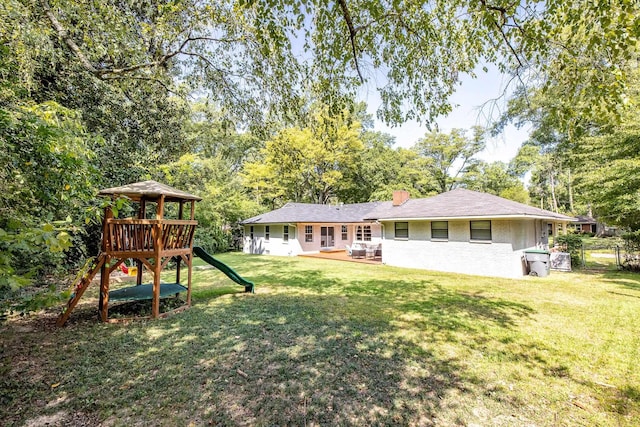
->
xmin=362 ymin=66 xmax=530 ymax=164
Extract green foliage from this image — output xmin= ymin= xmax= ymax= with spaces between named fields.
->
xmin=555 ymin=234 xmax=583 ymax=267
xmin=412 ymin=127 xmax=486 ymax=193
xmin=462 ymin=161 xmax=529 ymax=203
xmin=8 ymin=0 xmax=636 ymax=131
xmin=193 ymin=227 xmax=232 ymax=255
xmin=620 ymin=231 xmax=640 ymax=272
xmin=243 ymin=106 xmax=364 ymax=205
xmin=342 ymin=133 xmax=437 ymax=203
xmin=573 ymin=81 xmax=640 ymax=229
xmin=155 ymin=150 xmax=262 ymax=253
xmin=507 ymin=139 xmax=577 ymax=214
xmin=0 ymin=221 xmax=74 ymax=317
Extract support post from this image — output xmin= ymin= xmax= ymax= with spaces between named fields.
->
xmin=99 ymin=205 xmax=113 ymax=322
xmin=186 ymin=254 xmax=193 ymax=306
xmin=152 ymin=223 xmax=162 ymax=318
xmin=99 ymin=255 xmax=110 ymax=322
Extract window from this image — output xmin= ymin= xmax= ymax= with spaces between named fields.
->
xmin=431 ymin=221 xmax=448 ymax=240
xmin=395 ymin=222 xmax=409 ymax=239
xmin=265 ymin=225 xmax=270 ymax=241
xmin=305 ymin=225 xmax=313 ymax=242
xmin=470 ymin=220 xmax=492 ymax=241
xmin=250 ymin=226 xmax=254 ymax=239
xmin=341 ymin=225 xmax=348 ymax=240
xmin=283 ymin=225 xmax=289 ymax=242
xmin=356 ymin=225 xmax=371 ymax=241
xmin=363 ymin=225 xmax=372 ymax=241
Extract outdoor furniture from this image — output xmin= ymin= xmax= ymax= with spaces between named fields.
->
xmin=374 ymin=245 xmax=382 ymax=260
xmin=345 ymin=245 xmax=352 ymax=256
xmin=351 ymin=244 xmax=366 ymax=259
xmin=366 ymin=245 xmax=375 ymax=259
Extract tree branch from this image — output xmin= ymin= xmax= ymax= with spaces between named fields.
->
xmin=479 ymin=0 xmax=525 ymax=69
xmin=41 ymin=0 xmax=99 ymax=74
xmin=337 ymin=0 xmax=364 ymax=83
xmin=41 ymin=0 xmax=194 ymax=78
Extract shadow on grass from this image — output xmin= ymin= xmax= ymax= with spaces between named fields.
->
xmin=3 ymin=255 xmax=631 ymax=425
xmin=602 ymin=270 xmax=640 ymax=294
xmin=4 ymin=293 xmax=525 ymax=426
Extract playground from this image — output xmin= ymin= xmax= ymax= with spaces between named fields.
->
xmin=57 ymin=180 xmax=253 ymax=326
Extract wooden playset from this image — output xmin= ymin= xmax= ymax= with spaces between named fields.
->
xmin=57 ymin=180 xmax=201 ymax=326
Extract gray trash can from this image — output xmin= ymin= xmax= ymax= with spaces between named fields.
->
xmin=524 ymin=250 xmax=551 ymax=277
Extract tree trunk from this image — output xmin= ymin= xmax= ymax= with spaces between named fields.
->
xmin=549 ymin=170 xmax=558 ymax=212
xmin=568 ymin=168 xmax=574 ymax=212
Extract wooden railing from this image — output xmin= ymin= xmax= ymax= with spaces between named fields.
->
xmin=105 ymin=219 xmax=197 ymax=254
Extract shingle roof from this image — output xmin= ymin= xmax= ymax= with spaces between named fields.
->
xmin=574 ymin=215 xmax=597 ymax=224
xmin=241 ymin=201 xmax=383 ymax=224
xmin=98 ymin=180 xmax=202 ymax=202
xmin=364 ymin=188 xmax=575 ymax=221
xmin=241 ymin=189 xmax=575 ymax=225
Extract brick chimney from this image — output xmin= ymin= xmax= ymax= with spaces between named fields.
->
xmin=392 ymin=190 xmax=410 ymax=206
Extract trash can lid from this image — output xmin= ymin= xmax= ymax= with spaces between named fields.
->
xmin=524 ymin=249 xmax=550 ymax=254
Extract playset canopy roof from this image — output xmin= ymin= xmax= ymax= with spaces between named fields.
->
xmin=98 ymin=180 xmax=202 ymax=202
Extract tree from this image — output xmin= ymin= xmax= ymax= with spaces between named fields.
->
xmin=155 ymin=153 xmax=263 ymax=252
xmin=573 ymin=106 xmax=640 ymax=230
xmin=7 ymin=0 xmax=636 ymax=129
xmin=243 ymin=107 xmax=364 ymax=205
xmin=509 ymin=143 xmax=577 ymax=213
xmin=412 ymin=127 xmax=486 ymax=193
xmin=0 ymin=96 xmax=97 ymax=311
xmin=461 ymin=161 xmax=529 ymax=203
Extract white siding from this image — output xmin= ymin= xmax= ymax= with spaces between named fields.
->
xmin=243 ymin=223 xmax=381 ymax=256
xmin=244 ymin=225 xmax=302 ymax=256
xmin=381 ymin=219 xmax=540 ymax=278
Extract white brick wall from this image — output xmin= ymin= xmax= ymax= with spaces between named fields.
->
xmin=381 ymin=219 xmax=537 ymax=278
xmin=243 ymin=224 xmax=302 ymax=256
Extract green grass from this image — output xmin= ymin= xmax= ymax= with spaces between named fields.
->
xmin=2 ymin=254 xmax=640 ymax=426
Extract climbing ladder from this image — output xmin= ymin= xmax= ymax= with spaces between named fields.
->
xmin=56 ymin=254 xmax=106 ymax=326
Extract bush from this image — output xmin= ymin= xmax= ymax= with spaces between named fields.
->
xmin=0 ymin=222 xmax=74 ymax=318
xmin=193 ymin=226 xmax=232 ymax=254
xmin=555 ymin=234 xmax=583 ymax=267
xmin=621 ymin=231 xmax=640 ymax=272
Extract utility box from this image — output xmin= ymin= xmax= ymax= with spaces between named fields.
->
xmin=524 ymin=250 xmax=551 ymax=277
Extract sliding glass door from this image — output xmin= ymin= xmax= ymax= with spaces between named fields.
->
xmin=320 ymin=226 xmax=334 ymax=248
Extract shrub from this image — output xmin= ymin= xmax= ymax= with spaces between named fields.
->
xmin=555 ymin=234 xmax=583 ymax=267
xmin=621 ymin=231 xmax=640 ymax=272
xmin=193 ymin=226 xmax=232 ymax=254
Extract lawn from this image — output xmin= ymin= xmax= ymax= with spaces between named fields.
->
xmin=2 ymin=254 xmax=639 ymax=426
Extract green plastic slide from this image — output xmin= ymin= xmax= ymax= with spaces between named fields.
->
xmin=193 ymin=246 xmax=254 ymax=293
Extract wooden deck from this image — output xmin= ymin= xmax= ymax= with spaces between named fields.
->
xmin=299 ymin=250 xmax=382 ymax=265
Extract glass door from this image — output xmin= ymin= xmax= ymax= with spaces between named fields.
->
xmin=320 ymin=226 xmax=334 ymax=248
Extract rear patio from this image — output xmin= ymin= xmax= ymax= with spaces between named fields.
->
xmin=299 ymin=249 xmax=382 ymax=265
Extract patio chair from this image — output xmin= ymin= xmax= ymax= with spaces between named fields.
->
xmin=374 ymin=244 xmax=382 ymax=260
xmin=345 ymin=245 xmax=352 ymax=256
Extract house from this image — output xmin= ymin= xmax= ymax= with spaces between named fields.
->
xmin=241 ymin=189 xmax=575 ymax=278
xmin=572 ymin=215 xmax=598 ymax=234
xmin=241 ymin=201 xmax=384 ymax=256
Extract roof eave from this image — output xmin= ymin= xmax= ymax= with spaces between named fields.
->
xmin=372 ymin=214 xmax=576 ymax=222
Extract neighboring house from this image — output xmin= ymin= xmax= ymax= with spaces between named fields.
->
xmin=241 ymin=189 xmax=575 ymax=278
xmin=572 ymin=215 xmax=598 ymax=234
